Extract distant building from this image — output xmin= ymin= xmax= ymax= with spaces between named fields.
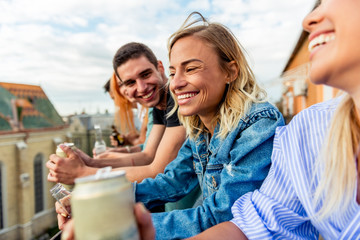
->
xmin=0 ymin=82 xmax=70 ymax=239
xmin=66 ymin=112 xmax=114 ymax=156
xmin=280 ymin=25 xmax=339 ymax=122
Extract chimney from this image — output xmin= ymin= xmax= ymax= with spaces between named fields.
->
xmin=10 ymin=99 xmax=24 ymax=131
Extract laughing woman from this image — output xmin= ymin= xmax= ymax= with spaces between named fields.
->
xmin=130 ymin=12 xmax=284 ymax=239
xmin=58 ymin=12 xmax=284 ymax=240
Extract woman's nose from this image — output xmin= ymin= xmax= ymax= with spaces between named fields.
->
xmin=170 ymin=71 xmax=187 ymax=91
xmin=303 ymin=2 xmax=323 ymax=33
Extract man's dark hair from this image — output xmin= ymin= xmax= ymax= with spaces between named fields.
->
xmin=112 ymin=42 xmax=158 ymax=79
xmin=103 ymin=79 xmax=110 ymax=93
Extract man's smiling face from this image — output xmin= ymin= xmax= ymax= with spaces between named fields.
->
xmin=116 ymin=55 xmax=165 ymax=108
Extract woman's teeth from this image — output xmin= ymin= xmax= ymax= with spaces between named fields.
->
xmin=178 ymin=93 xmax=197 ymax=100
xmin=308 ymin=34 xmax=335 ymax=52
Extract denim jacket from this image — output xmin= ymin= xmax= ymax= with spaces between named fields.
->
xmin=135 ymin=101 xmax=285 ymax=239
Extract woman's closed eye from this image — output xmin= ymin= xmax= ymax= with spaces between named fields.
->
xmin=186 ymin=66 xmax=199 ymax=73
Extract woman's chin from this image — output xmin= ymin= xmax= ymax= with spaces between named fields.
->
xmin=179 ymin=109 xmax=196 ymax=117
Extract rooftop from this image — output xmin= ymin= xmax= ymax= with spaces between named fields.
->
xmin=0 ymin=82 xmax=66 ymax=132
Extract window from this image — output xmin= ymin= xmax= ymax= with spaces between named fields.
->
xmin=74 ymin=137 xmax=81 ymax=147
xmin=34 ymin=154 xmax=44 ymax=213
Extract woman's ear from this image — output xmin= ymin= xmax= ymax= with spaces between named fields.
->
xmin=226 ymin=61 xmax=239 ymax=84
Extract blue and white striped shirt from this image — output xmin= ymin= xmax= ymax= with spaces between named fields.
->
xmin=231 ymin=98 xmax=360 ymax=239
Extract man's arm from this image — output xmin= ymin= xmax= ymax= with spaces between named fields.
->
xmin=88 ymin=124 xmax=166 ymax=168
xmin=47 ymin=125 xmax=164 ymax=184
xmin=47 ymin=124 xmax=184 ymax=184
xmin=118 ymin=125 xmax=186 ymax=182
xmin=97 ymin=145 xmax=142 ymax=155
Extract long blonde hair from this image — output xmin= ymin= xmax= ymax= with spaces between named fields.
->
xmin=313 ymin=94 xmax=360 ymax=219
xmin=168 ymin=12 xmax=267 ymax=140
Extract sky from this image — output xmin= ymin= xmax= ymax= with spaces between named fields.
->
xmin=0 ymin=0 xmax=315 ymax=116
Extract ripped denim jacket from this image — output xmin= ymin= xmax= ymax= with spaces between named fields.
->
xmin=135 ymin=101 xmax=285 ymax=240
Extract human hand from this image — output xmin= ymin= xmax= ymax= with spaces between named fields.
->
xmin=61 ymin=219 xmax=75 ymax=240
xmin=59 ymin=202 xmax=155 ymax=240
xmin=47 ymin=144 xmax=90 ymax=185
xmin=110 ymin=136 xmax=119 ymax=147
xmin=74 ymin=148 xmax=94 ymax=166
xmin=55 ymin=195 xmax=72 ymax=230
xmin=134 ymin=203 xmax=155 ymax=240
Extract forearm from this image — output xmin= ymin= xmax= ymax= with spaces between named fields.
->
xmin=122 ymin=147 xmax=182 ymax=182
xmin=109 ymin=145 xmax=141 ymax=153
xmin=118 ymin=164 xmax=157 ymax=182
xmin=186 ymin=222 xmax=248 ymax=240
xmin=89 ymin=152 xmax=153 ymax=168
xmin=129 ymin=145 xmax=142 ymax=153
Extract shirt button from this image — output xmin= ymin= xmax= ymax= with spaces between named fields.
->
xmin=212 ymin=176 xmax=217 ymax=188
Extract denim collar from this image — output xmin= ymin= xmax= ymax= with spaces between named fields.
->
xmin=195 ymin=124 xmax=221 ymax=158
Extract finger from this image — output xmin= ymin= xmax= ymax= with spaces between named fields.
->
xmin=134 ymin=203 xmax=155 ymax=240
xmin=57 ymin=213 xmax=67 ymax=230
xmin=46 ymin=159 xmax=56 ymax=170
xmin=55 ymin=201 xmax=68 ymax=215
xmin=48 ymin=171 xmax=71 ymax=184
xmin=60 ymin=144 xmax=77 ymax=158
xmin=62 ymin=219 xmax=75 ymax=240
xmin=47 ymin=172 xmax=56 ymax=182
xmin=48 ymin=154 xmax=60 ymax=166
xmin=60 ymin=195 xmax=72 ymax=206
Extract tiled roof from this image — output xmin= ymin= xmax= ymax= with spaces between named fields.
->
xmin=0 ymin=82 xmax=65 ymax=131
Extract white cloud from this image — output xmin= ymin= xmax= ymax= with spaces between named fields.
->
xmin=0 ymin=0 xmax=315 ymax=115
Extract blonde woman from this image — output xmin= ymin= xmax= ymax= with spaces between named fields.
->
xmin=130 ymin=12 xmax=284 ymax=239
xmin=57 ymin=12 xmax=284 ymax=240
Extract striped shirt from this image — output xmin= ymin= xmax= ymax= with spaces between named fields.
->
xmin=231 ymin=98 xmax=360 ymax=239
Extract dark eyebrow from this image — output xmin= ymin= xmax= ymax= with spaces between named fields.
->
xmin=121 ymin=68 xmax=153 ymax=84
xmin=169 ymin=59 xmax=203 ymax=70
xmin=139 ymin=68 xmax=152 ymax=76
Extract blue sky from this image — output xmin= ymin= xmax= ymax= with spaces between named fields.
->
xmin=0 ymin=0 xmax=314 ymax=116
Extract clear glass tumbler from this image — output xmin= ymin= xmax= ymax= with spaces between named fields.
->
xmin=50 ymin=183 xmax=71 ymax=218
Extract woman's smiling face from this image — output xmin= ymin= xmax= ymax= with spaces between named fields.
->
xmin=303 ymin=0 xmax=360 ymax=94
xmin=169 ymin=36 xmax=228 ymax=123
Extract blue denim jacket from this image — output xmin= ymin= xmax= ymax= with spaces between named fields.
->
xmin=135 ymin=102 xmax=284 ymax=239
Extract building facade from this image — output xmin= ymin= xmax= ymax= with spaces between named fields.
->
xmin=0 ymin=82 xmax=70 ymax=239
xmin=280 ymin=30 xmax=339 ymax=122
